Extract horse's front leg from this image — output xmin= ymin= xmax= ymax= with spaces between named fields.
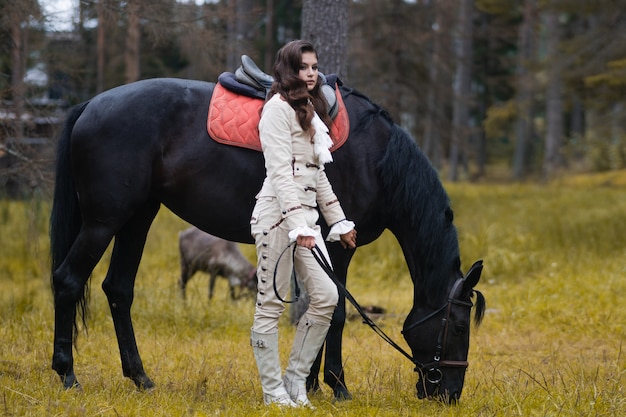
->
xmin=306 ymin=292 xmax=351 ymax=401
xmin=102 ymin=205 xmax=158 ymax=390
xmin=307 ymin=245 xmax=354 ymax=400
xmin=324 ymin=295 xmax=352 ymax=400
xmin=307 ymin=341 xmax=323 ymax=393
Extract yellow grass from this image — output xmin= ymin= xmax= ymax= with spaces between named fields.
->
xmin=1 ymin=174 xmax=625 ymax=416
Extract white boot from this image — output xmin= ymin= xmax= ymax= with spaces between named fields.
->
xmin=283 ymin=318 xmax=330 ymax=408
xmin=250 ymin=330 xmax=297 ymax=407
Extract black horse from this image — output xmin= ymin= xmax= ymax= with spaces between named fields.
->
xmin=50 ymin=77 xmax=485 ymax=403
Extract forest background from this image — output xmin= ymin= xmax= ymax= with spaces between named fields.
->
xmin=1 ymin=0 xmax=626 ymax=196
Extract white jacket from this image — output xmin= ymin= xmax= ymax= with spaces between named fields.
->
xmin=257 ymin=94 xmax=348 ymax=234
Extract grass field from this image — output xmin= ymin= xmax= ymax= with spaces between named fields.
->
xmin=1 ymin=172 xmax=625 ymax=416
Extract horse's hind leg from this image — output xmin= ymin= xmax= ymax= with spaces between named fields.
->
xmin=52 ymin=226 xmax=115 ymax=389
xmin=101 ymin=202 xmax=159 ymax=390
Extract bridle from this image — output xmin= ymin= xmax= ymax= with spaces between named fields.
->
xmin=304 ymin=245 xmax=474 ymax=387
xmin=401 ymin=277 xmax=474 ymax=384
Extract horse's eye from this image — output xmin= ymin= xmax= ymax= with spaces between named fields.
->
xmin=453 ymin=323 xmax=467 ymax=336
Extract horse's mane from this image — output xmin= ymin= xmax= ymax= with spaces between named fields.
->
xmin=341 ymin=86 xmax=460 ymax=301
xmin=378 ymin=124 xmax=461 ymax=302
xmin=342 ymin=87 xmax=394 ymax=134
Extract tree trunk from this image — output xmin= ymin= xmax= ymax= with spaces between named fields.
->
xmin=263 ymin=0 xmax=274 ymax=71
xmin=448 ymin=0 xmax=473 ymax=181
xmin=97 ymin=0 xmax=106 ymax=93
xmin=512 ymin=0 xmax=535 ymax=180
xmin=9 ymin=2 xmax=26 ymax=142
xmin=422 ymin=0 xmax=442 ymax=165
xmin=226 ymin=0 xmax=254 ymax=71
xmin=301 ymin=0 xmax=348 ymax=78
xmin=291 ymin=0 xmax=349 ymax=324
xmin=125 ymin=0 xmax=141 ymax=83
xmin=474 ymin=12 xmax=489 ymax=179
xmin=543 ymin=10 xmax=564 ymax=179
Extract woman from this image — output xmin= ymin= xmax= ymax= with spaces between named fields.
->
xmin=250 ymin=39 xmax=357 ymax=407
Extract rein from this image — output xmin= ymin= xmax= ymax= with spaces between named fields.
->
xmin=272 ymin=242 xmax=300 ymax=303
xmin=311 ymin=245 xmax=472 ymax=384
xmin=272 ymin=242 xmax=473 ymax=385
xmin=272 ymin=243 xmax=410 ymax=360
xmin=308 ymin=245 xmax=416 ymax=363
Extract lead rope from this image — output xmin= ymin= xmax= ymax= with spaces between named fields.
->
xmin=310 ymin=244 xmax=418 ymax=365
xmin=272 ymin=242 xmax=300 ymax=303
xmin=271 ymin=242 xmax=420 ymax=366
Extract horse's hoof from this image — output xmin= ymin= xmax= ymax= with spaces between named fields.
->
xmin=132 ymin=375 xmax=155 ymax=391
xmin=333 ymin=385 xmax=353 ymax=401
xmin=60 ymin=373 xmax=81 ymax=390
xmin=306 ymin=378 xmax=321 ymax=394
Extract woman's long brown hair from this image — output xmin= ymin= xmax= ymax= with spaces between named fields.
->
xmin=268 ymin=40 xmax=333 ymax=136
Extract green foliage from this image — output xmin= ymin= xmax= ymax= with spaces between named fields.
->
xmin=483 ymin=99 xmax=517 ymax=140
xmin=585 ymin=58 xmax=626 ymax=88
xmin=1 ymin=176 xmax=626 ymax=415
xmin=475 ymin=0 xmax=518 ymax=16
xmin=585 ymin=133 xmax=626 ymax=172
xmin=141 ymin=38 xmax=190 ymax=80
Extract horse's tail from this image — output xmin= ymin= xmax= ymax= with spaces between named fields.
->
xmin=50 ymin=102 xmax=90 ymax=332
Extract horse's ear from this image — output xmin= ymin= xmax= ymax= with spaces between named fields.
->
xmin=463 ymin=260 xmax=483 ymax=293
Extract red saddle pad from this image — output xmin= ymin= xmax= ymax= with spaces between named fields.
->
xmin=207 ymin=83 xmax=350 ymax=152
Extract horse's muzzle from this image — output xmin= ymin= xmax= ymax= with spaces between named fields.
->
xmin=416 ymin=379 xmax=461 ymax=404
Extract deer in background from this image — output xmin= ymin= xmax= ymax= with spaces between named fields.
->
xmin=179 ymin=227 xmax=257 ymax=300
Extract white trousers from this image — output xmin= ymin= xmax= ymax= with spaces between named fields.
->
xmin=250 ymin=197 xmax=339 ymax=334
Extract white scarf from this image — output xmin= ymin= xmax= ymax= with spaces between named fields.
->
xmin=311 ymin=112 xmax=334 ymax=164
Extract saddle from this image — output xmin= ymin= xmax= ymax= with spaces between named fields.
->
xmin=230 ymin=55 xmax=339 ymax=119
xmin=207 ymin=55 xmax=349 ymax=152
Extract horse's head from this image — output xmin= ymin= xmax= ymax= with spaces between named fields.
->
xmin=402 ymin=260 xmax=485 ymax=404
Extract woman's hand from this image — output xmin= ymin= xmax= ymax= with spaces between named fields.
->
xmin=296 ymin=235 xmax=316 ymax=249
xmin=339 ymin=229 xmax=357 ymax=249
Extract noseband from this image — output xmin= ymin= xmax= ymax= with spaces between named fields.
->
xmin=402 ymin=278 xmax=474 ymax=384
xmin=309 ymin=245 xmax=474 ymax=386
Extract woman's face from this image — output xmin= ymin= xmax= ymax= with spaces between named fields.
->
xmin=298 ymin=51 xmax=318 ymax=91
